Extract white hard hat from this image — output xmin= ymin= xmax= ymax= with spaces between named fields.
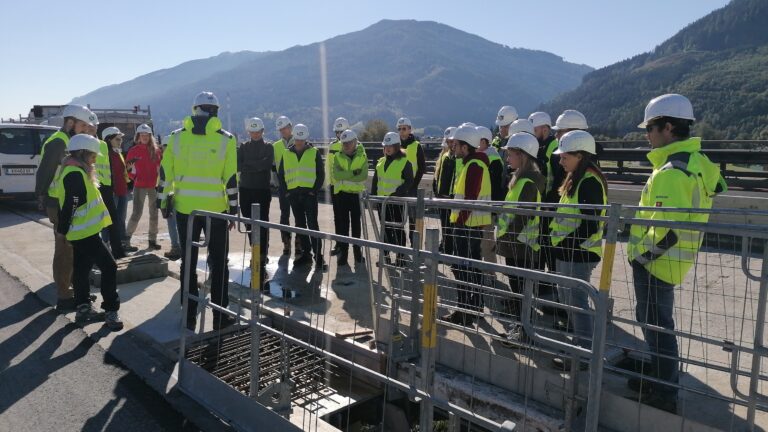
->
xmin=333 ymin=117 xmax=350 ymax=132
xmin=638 ymin=93 xmax=695 ymax=128
xmin=67 ymin=134 xmax=102 ymax=155
xmin=528 ymin=112 xmax=552 ymax=128
xmin=245 ymin=117 xmax=265 ymax=132
xmin=382 ymin=132 xmax=401 ymax=147
xmin=293 ymin=124 xmax=309 ymax=140
xmin=460 ymin=122 xmax=477 ymax=128
xmin=276 ymin=116 xmax=292 ymax=130
xmin=475 ymin=126 xmax=493 ymax=144
xmin=62 ymin=105 xmax=98 ymax=127
xmin=193 ymin=91 xmax=219 ymax=108
xmin=509 ymin=119 xmax=534 ymax=135
xmin=552 ymin=110 xmax=588 ymax=131
xmin=396 ymin=117 xmax=412 ymax=128
xmin=136 ymin=123 xmax=153 ymax=135
xmin=340 ymin=129 xmax=357 ymax=143
xmin=554 ymin=130 xmax=596 ymax=155
xmin=101 ymin=126 xmax=123 ymax=140
xmin=444 ymin=126 xmax=457 ymax=140
xmin=495 ymin=106 xmax=518 ymax=126
xmin=453 ymin=125 xmax=481 ymax=148
xmin=505 ymin=132 xmax=539 ymax=158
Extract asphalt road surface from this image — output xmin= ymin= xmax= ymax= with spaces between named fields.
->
xmin=0 ymin=267 xmax=195 ymax=432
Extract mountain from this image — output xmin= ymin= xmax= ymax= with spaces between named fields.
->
xmin=71 ymin=19 xmax=592 ymax=138
xmin=540 ymin=0 xmax=768 ymax=140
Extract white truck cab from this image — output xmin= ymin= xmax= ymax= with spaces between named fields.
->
xmin=0 ymin=123 xmax=58 ymax=200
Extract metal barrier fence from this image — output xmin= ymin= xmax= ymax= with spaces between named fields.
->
xmin=173 ymin=194 xmax=768 ymax=431
xmin=361 ymin=193 xmax=768 ymax=432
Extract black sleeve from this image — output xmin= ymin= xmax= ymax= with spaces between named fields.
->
xmin=412 ymin=144 xmax=426 ymax=191
xmin=436 ymin=159 xmax=455 ymax=197
xmin=314 ymin=150 xmax=325 ymax=192
xmin=57 ymin=171 xmax=87 ymax=236
xmin=278 ymin=159 xmax=287 ymax=192
xmin=237 ymin=144 xmax=243 ymax=171
xmin=371 ymin=170 xmax=379 ymax=196
xmin=575 ymin=176 xmax=605 ymax=240
xmin=490 ymin=160 xmax=504 ymax=201
xmin=395 ymin=161 xmax=414 ymax=196
xmin=516 ymin=180 xmax=538 ymax=226
xmin=550 ymin=154 xmax=565 ymax=192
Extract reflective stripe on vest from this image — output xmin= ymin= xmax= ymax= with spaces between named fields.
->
xmin=41 ymin=131 xmax=70 ymax=199
xmin=496 ymin=177 xmax=541 ymax=251
xmin=450 ymin=158 xmax=492 ymax=227
xmin=334 ymin=148 xmax=367 ymax=194
xmin=283 ymin=147 xmax=318 ymax=190
xmin=95 ymin=140 xmax=111 ymax=186
xmin=375 ymin=157 xmax=407 ymax=196
xmin=56 ymin=166 xmax=112 ymax=241
xmin=549 ymin=171 xmax=606 ymax=256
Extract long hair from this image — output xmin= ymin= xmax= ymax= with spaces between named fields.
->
xmin=508 ymin=152 xmax=540 ymax=190
xmin=558 ymin=151 xmax=607 ymax=198
xmin=136 ymin=133 xmax=160 ymax=161
xmin=384 ymin=144 xmax=406 ymax=158
xmin=62 ymin=150 xmax=97 ymax=184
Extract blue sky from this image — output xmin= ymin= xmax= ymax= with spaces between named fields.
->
xmin=0 ymin=0 xmax=729 ymax=119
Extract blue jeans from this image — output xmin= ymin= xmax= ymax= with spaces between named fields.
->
xmin=556 ymin=259 xmax=598 ymax=349
xmin=167 ymin=210 xmax=180 ymax=249
xmin=114 ymin=194 xmax=128 ymax=242
xmin=632 ymin=261 xmax=679 ymax=398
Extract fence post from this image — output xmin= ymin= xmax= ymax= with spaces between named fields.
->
xmin=419 ymin=229 xmax=440 ymax=432
xmin=747 ymin=240 xmax=768 ymax=430
xmin=585 ymin=202 xmax=621 ymax=431
xmin=249 ymin=203 xmax=262 ymax=399
xmin=409 ymin=189 xmax=427 ymax=356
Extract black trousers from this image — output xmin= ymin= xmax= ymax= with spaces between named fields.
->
xmin=288 ymin=191 xmax=322 ymax=259
xmin=239 ymin=187 xmax=271 ymax=264
xmin=336 ymin=191 xmax=361 ymax=251
xmin=331 ymin=186 xmax=342 ymax=237
xmin=71 ymin=234 xmax=119 ymax=311
xmin=539 ymin=215 xmax=559 ymax=300
xmin=438 ymin=208 xmax=454 ymax=255
xmin=99 ymin=184 xmax=125 ymax=256
xmin=278 ymin=186 xmax=291 ymax=242
xmin=503 ymin=253 xmax=542 ymax=319
xmin=381 ymin=203 xmax=406 ymax=254
xmin=176 ymin=212 xmax=229 ymax=320
xmin=450 ymin=225 xmax=483 ymax=312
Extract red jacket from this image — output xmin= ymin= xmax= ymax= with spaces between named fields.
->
xmin=456 ymin=151 xmax=490 ymax=226
xmin=110 ymin=148 xmax=129 ymax=196
xmin=126 ymin=143 xmax=161 ymax=188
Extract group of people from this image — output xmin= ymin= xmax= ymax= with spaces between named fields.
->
xmin=37 ymin=90 xmax=724 ymax=414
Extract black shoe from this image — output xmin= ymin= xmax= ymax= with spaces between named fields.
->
xmin=330 ymin=244 xmax=341 ymax=256
xmin=337 ymin=251 xmax=349 ymax=267
xmin=353 ymin=247 xmax=365 ymax=263
xmin=148 ymin=241 xmax=161 ymax=250
xmin=315 ymin=257 xmax=329 ymax=272
xmin=633 ymin=392 xmax=678 ymax=414
xmin=552 ymin=356 xmax=588 ymax=371
xmin=213 ymin=314 xmax=237 ymax=331
xmin=282 ymin=242 xmax=291 ymax=255
xmin=56 ymin=297 xmax=78 ymax=312
xmin=75 ymin=303 xmax=105 ymax=324
xmin=293 ymin=253 xmax=312 ymax=267
xmin=499 ymin=324 xmax=531 ymax=348
xmin=122 ymin=243 xmax=139 ymax=253
xmin=164 ymin=247 xmax=182 ymax=261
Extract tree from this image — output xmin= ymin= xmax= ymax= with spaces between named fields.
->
xmin=358 ymin=119 xmax=389 ymax=142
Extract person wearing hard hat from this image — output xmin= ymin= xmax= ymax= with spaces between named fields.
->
xmin=55 ymin=134 xmax=123 ymax=330
xmin=96 ymin=127 xmax=130 ymax=259
xmin=103 ymin=127 xmax=135 ymax=258
xmin=396 ymin=117 xmax=426 ymax=247
xmin=327 ymin=117 xmax=350 ymax=257
xmin=433 ymin=127 xmax=458 ymax=254
xmin=371 ymin=132 xmax=414 ymax=267
xmin=496 ymin=133 xmax=546 ymax=347
xmin=125 ymin=123 xmax=162 ymax=251
xmin=627 ymin=94 xmax=726 ymax=413
xmin=277 ymin=124 xmax=327 ymax=271
xmin=273 ymin=116 xmax=300 ymax=257
xmin=332 ymin=129 xmax=369 ymax=266
xmin=35 ymin=104 xmax=98 ymax=312
xmin=548 ymin=130 xmax=608 ymax=370
xmin=238 ymin=117 xmax=273 ymax=278
xmin=444 ymin=125 xmax=492 ymax=327
xmin=158 ymin=91 xmax=238 ymax=331
xmin=492 ymin=106 xmax=518 ymax=150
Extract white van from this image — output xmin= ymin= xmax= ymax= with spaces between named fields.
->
xmin=0 ymin=123 xmax=58 ymax=200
